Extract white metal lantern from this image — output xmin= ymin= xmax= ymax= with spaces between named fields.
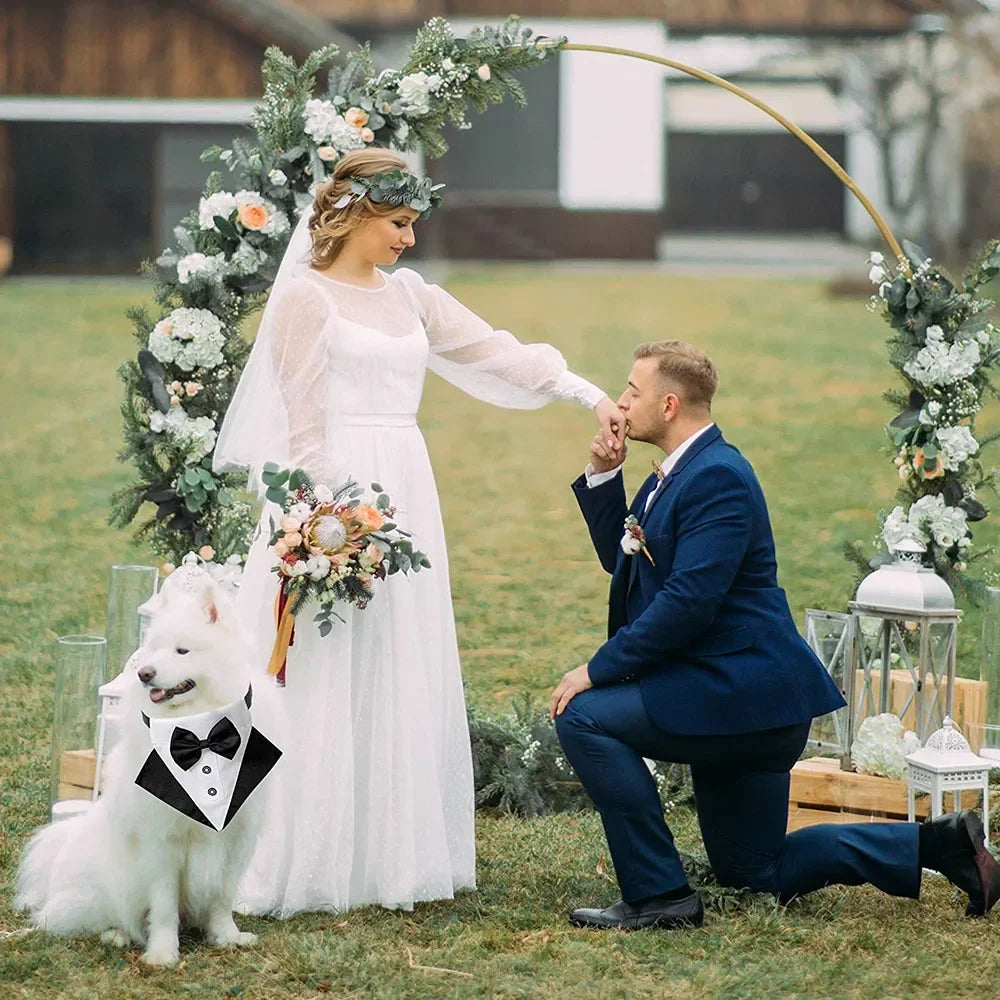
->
xmin=806 ymin=542 xmax=963 ymax=768
xmin=93 ymin=660 xmax=138 ymax=801
xmin=906 ymin=717 xmax=991 ymax=828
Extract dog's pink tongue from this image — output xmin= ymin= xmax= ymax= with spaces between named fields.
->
xmin=149 ymin=688 xmax=168 ymax=703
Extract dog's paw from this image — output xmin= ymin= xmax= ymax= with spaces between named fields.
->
xmin=100 ymin=928 xmax=132 ymax=948
xmin=209 ymin=928 xmax=258 ymax=948
xmin=142 ymin=943 xmax=180 ymax=967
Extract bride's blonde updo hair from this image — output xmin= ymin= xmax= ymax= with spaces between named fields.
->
xmin=309 ymin=148 xmax=414 ymax=268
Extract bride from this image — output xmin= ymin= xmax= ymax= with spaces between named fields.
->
xmin=214 ymin=147 xmax=625 ymax=916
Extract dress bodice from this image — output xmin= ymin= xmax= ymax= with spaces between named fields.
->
xmin=301 ymin=269 xmax=430 ymax=421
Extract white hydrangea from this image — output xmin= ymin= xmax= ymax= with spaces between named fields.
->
xmin=395 ymin=120 xmax=410 ymax=144
xmin=396 ymin=72 xmax=443 ymax=116
xmin=882 ymin=505 xmax=928 ymax=550
xmin=230 ymin=241 xmax=267 ymax=276
xmin=198 ymin=192 xmax=237 ymax=230
xmin=909 ymin=493 xmax=969 ymax=549
xmin=303 ymin=99 xmax=366 ymax=152
xmin=203 ymin=554 xmax=244 ymax=594
xmin=148 ymin=307 xmax=226 ymax=372
xmin=903 ymin=325 xmax=981 ymax=387
xmin=176 ymin=252 xmax=226 ymax=285
xmin=148 ymin=407 xmax=218 ymax=460
xmin=935 ymin=425 xmax=979 ymax=470
xmin=851 ymin=714 xmax=921 ymax=780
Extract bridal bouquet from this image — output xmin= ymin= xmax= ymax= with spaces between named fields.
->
xmin=260 ymin=463 xmax=431 ymax=683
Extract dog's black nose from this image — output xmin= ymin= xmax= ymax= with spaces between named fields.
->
xmin=137 ymin=666 xmax=156 ymax=685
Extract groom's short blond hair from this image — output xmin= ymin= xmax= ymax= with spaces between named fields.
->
xmin=633 ymin=341 xmax=718 ymax=409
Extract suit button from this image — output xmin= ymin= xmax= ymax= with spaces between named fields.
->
xmin=202 ymin=765 xmax=212 ymax=774
xmin=207 ymin=788 xmax=218 ymax=796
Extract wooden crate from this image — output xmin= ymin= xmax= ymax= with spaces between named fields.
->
xmin=854 ymin=669 xmax=987 ymax=740
xmin=58 ymin=748 xmax=97 ymax=801
xmin=788 ymin=756 xmax=931 ymax=833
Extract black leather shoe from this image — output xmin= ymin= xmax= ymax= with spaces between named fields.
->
xmin=924 ymin=811 xmax=1000 ymax=917
xmin=569 ymin=892 xmax=704 ymax=930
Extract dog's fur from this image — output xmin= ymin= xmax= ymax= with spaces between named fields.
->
xmin=16 ymin=577 xmax=263 ymax=966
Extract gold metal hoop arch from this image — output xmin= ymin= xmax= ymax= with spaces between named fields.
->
xmin=562 ymin=42 xmax=905 ymax=263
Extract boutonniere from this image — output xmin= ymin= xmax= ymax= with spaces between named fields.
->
xmin=621 ymin=515 xmax=655 ymax=565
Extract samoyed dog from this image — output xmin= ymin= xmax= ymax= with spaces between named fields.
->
xmin=16 ymin=572 xmax=278 ymax=967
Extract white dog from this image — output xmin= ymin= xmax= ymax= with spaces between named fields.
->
xmin=16 ymin=573 xmax=280 ymax=966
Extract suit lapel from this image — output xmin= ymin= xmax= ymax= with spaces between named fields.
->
xmin=641 ymin=425 xmax=722 ymax=525
xmin=135 ymin=750 xmax=214 ymax=828
xmin=222 ymin=728 xmax=282 ymax=828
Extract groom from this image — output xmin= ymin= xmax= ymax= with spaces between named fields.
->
xmin=551 ymin=340 xmax=1000 ymax=929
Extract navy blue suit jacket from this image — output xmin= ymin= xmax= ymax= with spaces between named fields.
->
xmin=572 ymin=426 xmax=845 ymax=736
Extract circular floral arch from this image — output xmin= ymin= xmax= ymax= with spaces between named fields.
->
xmin=112 ymin=17 xmax=1000 ymax=593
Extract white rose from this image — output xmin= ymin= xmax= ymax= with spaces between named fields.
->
xmin=198 ymin=191 xmax=237 ymax=230
xmin=268 ymin=168 xmax=288 ymax=186
xmin=287 ymin=561 xmax=309 ymax=578
xmin=620 ymin=533 xmax=643 ymax=555
xmin=868 ymin=250 xmax=884 ymax=265
xmin=927 ymin=401 xmax=941 ymax=416
xmin=477 ymin=64 xmax=492 ymax=82
xmin=289 ymin=502 xmax=313 ymax=520
xmin=868 ymin=265 xmax=886 ymax=284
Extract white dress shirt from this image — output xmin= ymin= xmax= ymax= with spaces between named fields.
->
xmin=585 ymin=423 xmax=716 ymax=511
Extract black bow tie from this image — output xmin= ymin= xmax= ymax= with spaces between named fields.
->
xmin=169 ymin=717 xmax=242 ymax=771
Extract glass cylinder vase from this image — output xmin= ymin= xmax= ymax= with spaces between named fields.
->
xmin=50 ymin=634 xmax=106 ymax=817
xmin=104 ymin=564 xmax=158 ymax=682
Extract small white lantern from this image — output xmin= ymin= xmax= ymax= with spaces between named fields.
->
xmin=93 ymin=660 xmax=139 ymax=800
xmin=906 ymin=717 xmax=991 ymax=828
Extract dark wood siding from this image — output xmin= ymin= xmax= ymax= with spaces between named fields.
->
xmin=1 ymin=0 xmax=270 ymax=98
xmin=665 ymin=131 xmax=847 ymax=234
xmin=298 ymin=0 xmax=919 ymax=31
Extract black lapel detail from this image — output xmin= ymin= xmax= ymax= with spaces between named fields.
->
xmin=134 ymin=751 xmax=214 ymax=828
xmin=222 ymin=728 xmax=282 ymax=828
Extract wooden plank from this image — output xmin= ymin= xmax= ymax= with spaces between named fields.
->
xmin=57 ymin=781 xmax=94 ymax=801
xmin=790 ymin=758 xmax=921 ymax=814
xmin=786 ymin=805 xmax=894 ymax=833
xmin=59 ymin=748 xmax=96 ymax=788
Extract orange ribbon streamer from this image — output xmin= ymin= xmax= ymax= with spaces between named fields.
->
xmin=267 ymin=585 xmax=298 ymax=686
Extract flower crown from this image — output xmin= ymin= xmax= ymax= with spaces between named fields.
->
xmin=333 ymin=169 xmax=445 ymax=219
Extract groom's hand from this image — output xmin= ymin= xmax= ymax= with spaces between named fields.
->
xmin=550 ymin=664 xmax=594 ymax=720
xmin=589 ymin=431 xmax=628 ymax=475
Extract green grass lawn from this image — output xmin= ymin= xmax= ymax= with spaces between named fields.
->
xmin=3 ymin=271 xmax=1000 ymax=999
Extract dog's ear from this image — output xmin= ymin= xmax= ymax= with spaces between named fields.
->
xmin=201 ymin=579 xmax=223 ymax=625
xmin=206 ymin=600 xmax=220 ymax=624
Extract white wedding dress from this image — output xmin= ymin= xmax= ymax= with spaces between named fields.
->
xmin=231 ymin=265 xmax=604 ymax=915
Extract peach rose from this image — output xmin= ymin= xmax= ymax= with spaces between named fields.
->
xmin=280 ymin=515 xmax=302 ymax=533
xmin=184 ymin=381 xmax=202 ymax=397
xmin=274 ymin=539 xmax=289 ymax=558
xmin=330 ymin=551 xmax=352 ymax=568
xmin=284 ymin=531 xmax=303 ymax=548
xmin=353 ymin=505 xmax=384 ymax=532
xmin=198 ymin=545 xmax=215 ymax=561
xmin=913 ymin=449 xmax=945 ymax=480
xmin=317 ymin=146 xmax=338 ymax=162
xmin=360 ymin=127 xmax=375 ymax=143
xmin=170 ymin=394 xmax=180 ymax=406
xmin=161 ymin=561 xmax=176 ymax=576
xmin=237 ymin=204 xmax=269 ymax=231
xmin=169 ymin=380 xmax=183 ymax=393
xmin=345 ymin=107 xmax=369 ymax=128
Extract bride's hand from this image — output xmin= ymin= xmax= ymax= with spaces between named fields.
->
xmin=593 ymin=396 xmax=627 ymax=455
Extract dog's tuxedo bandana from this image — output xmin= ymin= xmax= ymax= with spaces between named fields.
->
xmin=135 ymin=686 xmax=281 ymax=830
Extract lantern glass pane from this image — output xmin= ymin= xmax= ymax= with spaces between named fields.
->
xmin=805 ymin=610 xmax=851 ymax=754
xmin=981 ymin=587 xmax=1000 ymax=726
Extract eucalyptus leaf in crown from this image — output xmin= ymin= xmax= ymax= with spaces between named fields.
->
xmin=845 ymin=238 xmax=1000 ymax=600
xmin=337 ymin=170 xmax=445 ymax=218
xmin=110 ymin=17 xmax=565 ymax=566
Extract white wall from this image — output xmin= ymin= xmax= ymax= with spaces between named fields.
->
xmin=450 ymin=18 xmax=670 ymax=211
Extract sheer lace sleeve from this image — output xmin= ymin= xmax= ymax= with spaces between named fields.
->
xmin=393 ymin=267 xmax=607 ymax=410
xmin=269 ymin=278 xmax=334 ymax=482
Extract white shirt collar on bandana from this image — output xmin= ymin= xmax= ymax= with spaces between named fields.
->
xmin=146 ymin=693 xmax=252 ymax=832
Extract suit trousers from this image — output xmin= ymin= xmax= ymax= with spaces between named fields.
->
xmin=555 ymin=683 xmax=921 ymax=903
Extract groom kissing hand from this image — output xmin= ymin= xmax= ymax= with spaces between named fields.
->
xmin=551 ymin=340 xmax=1000 ymax=933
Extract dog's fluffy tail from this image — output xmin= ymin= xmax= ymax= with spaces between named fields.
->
xmin=14 ymin=812 xmax=123 ymax=937
xmin=14 ymin=821 xmax=72 ymax=920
